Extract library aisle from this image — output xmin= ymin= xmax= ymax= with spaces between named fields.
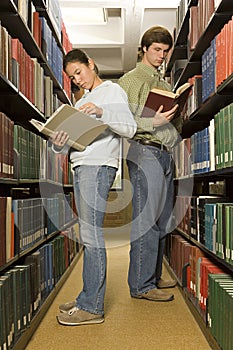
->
xmin=25 ymin=238 xmax=211 ymax=350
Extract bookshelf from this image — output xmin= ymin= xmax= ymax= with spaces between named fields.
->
xmin=0 ymin=75 xmax=46 ymax=124
xmin=0 ymin=0 xmax=69 ymax=104
xmin=166 ymin=0 xmax=233 ymax=88
xmin=0 ymin=1 xmax=80 ymax=350
xmin=181 ymin=74 xmax=233 ymax=137
xmin=166 ymin=0 xmax=198 ymax=73
xmin=165 ymin=1 xmax=233 ymax=350
xmin=11 ymin=249 xmax=82 ymax=350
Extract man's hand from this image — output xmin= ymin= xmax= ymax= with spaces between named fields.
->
xmin=153 ymin=104 xmax=179 ymax=128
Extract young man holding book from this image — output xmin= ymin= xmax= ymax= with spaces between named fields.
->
xmin=118 ymin=25 xmax=182 ymax=302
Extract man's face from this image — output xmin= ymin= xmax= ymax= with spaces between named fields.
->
xmin=142 ymin=42 xmax=170 ymax=68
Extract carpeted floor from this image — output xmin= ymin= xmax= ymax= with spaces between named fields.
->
xmin=25 ymin=239 xmax=212 ymax=350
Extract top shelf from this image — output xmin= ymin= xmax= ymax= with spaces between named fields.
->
xmin=166 ymin=0 xmax=198 ymax=73
xmin=0 ymin=0 xmax=69 ymax=104
xmin=32 ymin=0 xmax=64 ymax=52
xmin=166 ymin=0 xmax=233 ymax=88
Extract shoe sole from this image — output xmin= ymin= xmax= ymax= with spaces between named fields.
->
xmin=57 ymin=316 xmax=105 ymax=326
xmin=132 ymin=295 xmax=174 ymax=302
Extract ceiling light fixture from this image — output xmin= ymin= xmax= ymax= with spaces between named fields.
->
xmin=60 ymin=7 xmax=108 ymax=25
xmin=143 ymin=0 xmax=180 ymax=8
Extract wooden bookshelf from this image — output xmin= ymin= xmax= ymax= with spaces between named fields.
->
xmin=166 ymin=0 xmax=198 ymax=74
xmin=0 ymin=0 xmax=70 ymax=104
xmin=12 ymin=248 xmax=83 ymax=350
xmin=164 ymin=257 xmax=222 ymax=350
xmin=166 ymin=1 xmax=233 ymax=349
xmin=181 ymin=75 xmax=233 ymax=138
xmin=0 ymin=2 xmax=76 ymax=350
xmin=169 ymin=0 xmax=233 ymax=90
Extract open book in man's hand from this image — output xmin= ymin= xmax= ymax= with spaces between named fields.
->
xmin=29 ymin=104 xmax=108 ymax=151
xmin=141 ymin=82 xmax=193 ymax=119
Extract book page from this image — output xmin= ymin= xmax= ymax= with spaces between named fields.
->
xmin=176 ymin=82 xmax=192 ymax=96
xmin=46 ymin=108 xmax=107 ymax=144
xmin=29 ymin=104 xmax=108 ymax=151
xmin=150 ymin=87 xmax=176 ymax=98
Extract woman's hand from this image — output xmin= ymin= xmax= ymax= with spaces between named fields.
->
xmin=78 ymin=102 xmax=103 ymax=118
xmin=152 ymin=104 xmax=179 ymax=128
xmin=51 ymin=130 xmax=69 ymax=149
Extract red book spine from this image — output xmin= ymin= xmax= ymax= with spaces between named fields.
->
xmin=33 ymin=12 xmax=42 ymax=49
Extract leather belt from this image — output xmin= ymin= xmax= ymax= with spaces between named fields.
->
xmin=137 ymin=139 xmax=169 ymax=152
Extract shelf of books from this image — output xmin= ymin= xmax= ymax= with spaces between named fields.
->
xmin=166 ymin=1 xmax=233 ymax=350
xmin=0 ymin=1 xmax=81 ymax=349
xmin=167 ymin=0 xmax=233 ymax=89
xmin=166 ymin=0 xmax=198 ymax=76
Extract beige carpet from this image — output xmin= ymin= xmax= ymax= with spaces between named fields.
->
xmin=25 ymin=239 xmax=212 ymax=350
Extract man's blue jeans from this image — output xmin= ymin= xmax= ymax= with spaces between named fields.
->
xmin=73 ymin=165 xmax=116 ymax=315
xmin=126 ymin=141 xmax=174 ymax=296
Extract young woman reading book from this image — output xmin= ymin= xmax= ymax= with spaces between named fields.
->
xmin=51 ymin=48 xmax=136 ymax=326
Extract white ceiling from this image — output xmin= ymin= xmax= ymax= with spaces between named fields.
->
xmin=58 ymin=0 xmax=180 ymax=78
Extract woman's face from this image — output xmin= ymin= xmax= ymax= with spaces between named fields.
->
xmin=65 ymin=60 xmax=95 ymax=91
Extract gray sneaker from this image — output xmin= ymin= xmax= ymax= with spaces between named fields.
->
xmin=59 ymin=300 xmax=76 ymax=313
xmin=57 ymin=307 xmax=104 ymax=326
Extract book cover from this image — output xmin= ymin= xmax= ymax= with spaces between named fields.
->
xmin=141 ymin=82 xmax=193 ymax=119
xmin=6 ymin=268 xmax=21 ymax=341
xmin=5 ymin=197 xmax=13 ymax=263
xmin=200 ymin=259 xmax=224 ymax=311
xmin=14 ymin=266 xmax=28 ymax=330
xmin=24 ymin=251 xmax=41 ymax=316
xmin=0 ymin=282 xmax=7 ymax=349
xmin=0 ymin=197 xmax=7 ymax=266
xmin=0 ymin=274 xmax=13 ymax=349
xmin=29 ymin=104 xmax=108 ymax=152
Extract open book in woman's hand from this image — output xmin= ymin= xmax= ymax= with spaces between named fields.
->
xmin=29 ymin=104 xmax=108 ymax=151
xmin=141 ymin=82 xmax=193 ymax=119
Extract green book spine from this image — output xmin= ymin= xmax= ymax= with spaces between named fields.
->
xmin=0 ymin=282 xmax=7 ymax=350
xmin=214 ymin=112 xmax=219 ymax=169
xmin=223 ymin=106 xmax=230 ymax=167
xmin=229 ymin=103 xmax=233 ymax=167
xmin=230 ymin=206 xmax=233 ymax=266
xmin=225 ymin=205 xmax=231 ymax=262
xmin=219 ymin=109 xmax=224 ymax=169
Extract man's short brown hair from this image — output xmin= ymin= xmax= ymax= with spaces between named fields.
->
xmin=140 ymin=25 xmax=173 ymax=53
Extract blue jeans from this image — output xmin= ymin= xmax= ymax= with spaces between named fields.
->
xmin=126 ymin=141 xmax=174 ymax=296
xmin=73 ymin=165 xmax=117 ymax=315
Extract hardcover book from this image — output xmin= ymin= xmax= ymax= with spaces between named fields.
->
xmin=142 ymin=82 xmax=193 ymax=119
xmin=29 ymin=104 xmax=108 ymax=151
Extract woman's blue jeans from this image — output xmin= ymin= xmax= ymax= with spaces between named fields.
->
xmin=73 ymin=165 xmax=116 ymax=315
xmin=126 ymin=141 xmax=174 ymax=296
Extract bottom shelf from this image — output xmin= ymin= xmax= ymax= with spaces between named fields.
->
xmin=163 ymin=258 xmax=221 ymax=350
xmin=13 ymin=248 xmax=83 ymax=350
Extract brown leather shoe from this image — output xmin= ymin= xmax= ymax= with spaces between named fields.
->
xmin=133 ymin=288 xmax=174 ymax=302
xmin=157 ymin=278 xmax=177 ymax=289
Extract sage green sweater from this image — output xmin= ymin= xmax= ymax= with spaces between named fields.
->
xmin=118 ymin=62 xmax=183 ymax=148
